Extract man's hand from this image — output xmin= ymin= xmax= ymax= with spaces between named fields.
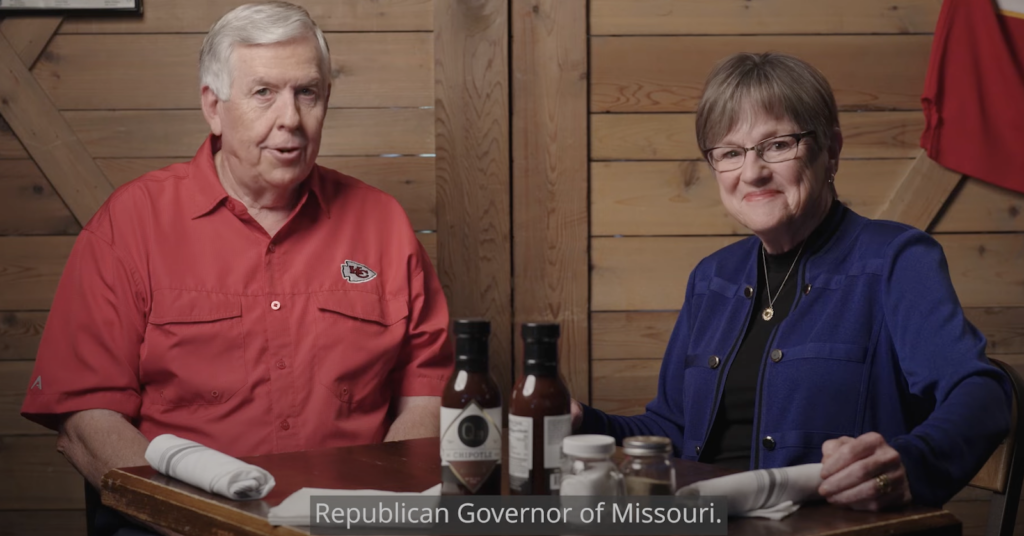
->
xmin=818 ymin=432 xmax=912 ymax=511
xmin=385 ymin=396 xmax=441 ymax=442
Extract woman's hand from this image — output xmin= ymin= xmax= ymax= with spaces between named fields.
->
xmin=570 ymin=398 xmax=583 ymax=431
xmin=818 ymin=432 xmax=912 ymax=511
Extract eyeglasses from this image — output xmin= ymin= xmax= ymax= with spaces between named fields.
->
xmin=704 ymin=131 xmax=816 ymax=172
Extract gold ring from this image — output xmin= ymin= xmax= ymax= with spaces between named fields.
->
xmin=875 ymin=474 xmax=892 ymax=494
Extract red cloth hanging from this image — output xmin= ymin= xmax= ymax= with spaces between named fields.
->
xmin=920 ymin=0 xmax=1024 ymax=193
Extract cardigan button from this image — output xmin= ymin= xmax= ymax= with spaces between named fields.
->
xmin=762 ymin=436 xmax=776 ymax=450
xmin=743 ymin=286 xmax=754 ymax=299
xmin=695 ymin=445 xmax=701 ymax=455
xmin=802 ymin=283 xmax=812 ymax=295
xmin=770 ymin=348 xmax=783 ymax=362
xmin=708 ymin=355 xmax=720 ymax=369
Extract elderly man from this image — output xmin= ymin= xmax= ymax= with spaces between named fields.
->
xmin=21 ymin=2 xmax=452 ymax=533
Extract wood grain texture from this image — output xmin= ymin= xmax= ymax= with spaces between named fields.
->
xmin=591 ymin=358 xmax=660 ymax=416
xmin=96 ymin=156 xmax=437 ymax=231
xmin=591 ymin=159 xmax=913 ymax=236
xmin=0 ymin=33 xmax=113 ymax=225
xmin=0 ymin=435 xmax=83 ymax=509
xmin=33 ymin=33 xmax=433 ymax=109
xmin=589 ymin=0 xmax=942 ymax=35
xmin=591 ymin=35 xmax=931 ymax=113
xmin=591 ymin=112 xmax=925 ymax=161
xmin=0 ymin=236 xmax=76 ymax=311
xmin=878 ymin=152 xmax=962 ymax=230
xmin=435 ymin=0 xmax=512 ymax=396
xmin=939 ymin=234 xmax=1024 ymax=309
xmin=511 ymin=0 xmax=589 ymax=399
xmin=417 ymin=232 xmax=437 ymax=267
xmin=0 ymin=116 xmax=29 ymax=158
xmin=0 ymin=361 xmax=51 ymax=435
xmin=64 ymin=108 xmax=434 ymax=158
xmin=934 ymin=179 xmax=1024 ymax=233
xmin=591 ymin=234 xmax=1024 ymax=311
xmin=592 ymin=311 xmax=677 ymax=360
xmin=0 ymin=312 xmax=47 ymax=362
xmin=592 ymin=308 xmax=1024 ymax=362
xmin=0 ymin=159 xmax=81 ymax=235
xmin=59 ymin=0 xmax=433 ymax=33
xmin=591 ymin=236 xmax=743 ymax=311
xmin=0 ymin=16 xmax=62 ymax=68
xmin=0 ymin=510 xmax=87 ymax=536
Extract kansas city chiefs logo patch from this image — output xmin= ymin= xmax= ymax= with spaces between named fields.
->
xmin=342 ymin=260 xmax=377 ymax=283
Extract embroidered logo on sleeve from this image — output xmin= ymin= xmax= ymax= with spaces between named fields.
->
xmin=30 ymin=376 xmax=42 ymax=390
xmin=342 ymin=260 xmax=377 ymax=283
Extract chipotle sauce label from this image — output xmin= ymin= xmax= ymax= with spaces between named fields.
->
xmin=440 ymin=402 xmax=502 ymax=493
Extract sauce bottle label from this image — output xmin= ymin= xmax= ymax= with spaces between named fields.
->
xmin=508 ymin=413 xmax=572 ymax=492
xmin=440 ymin=401 xmax=502 ymax=493
xmin=508 ymin=414 xmax=532 ymax=480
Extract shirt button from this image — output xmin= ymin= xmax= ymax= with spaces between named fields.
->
xmin=743 ymin=286 xmax=754 ymax=299
xmin=280 ymin=420 xmax=290 ymax=431
xmin=210 ymin=390 xmax=219 ymax=398
xmin=695 ymin=445 xmax=701 ymax=455
xmin=271 ymin=300 xmax=281 ymax=310
xmin=770 ymin=348 xmax=783 ymax=362
xmin=803 ymin=283 xmax=812 ymax=295
xmin=268 ymin=244 xmax=276 ymax=253
xmin=276 ymin=360 xmax=286 ymax=370
xmin=708 ymin=355 xmax=720 ymax=369
xmin=762 ymin=436 xmax=776 ymax=450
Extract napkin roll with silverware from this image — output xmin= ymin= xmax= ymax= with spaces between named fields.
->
xmin=144 ymin=434 xmax=276 ymax=500
xmin=675 ymin=463 xmax=822 ymax=520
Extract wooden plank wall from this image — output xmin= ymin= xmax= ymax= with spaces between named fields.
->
xmin=0 ymin=1 xmax=436 ymax=533
xmin=587 ymin=0 xmax=1024 ymax=527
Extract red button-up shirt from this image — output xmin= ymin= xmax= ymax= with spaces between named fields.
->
xmin=22 ymin=136 xmax=453 ymax=456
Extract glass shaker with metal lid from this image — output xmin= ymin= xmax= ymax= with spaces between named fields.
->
xmin=620 ymin=436 xmax=676 ymax=495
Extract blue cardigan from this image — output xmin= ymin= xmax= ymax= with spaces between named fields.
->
xmin=580 ymin=205 xmax=1011 ymax=506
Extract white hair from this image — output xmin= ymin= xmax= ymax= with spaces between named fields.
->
xmin=199 ymin=1 xmax=331 ymax=100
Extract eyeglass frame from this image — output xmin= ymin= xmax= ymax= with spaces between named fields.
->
xmin=702 ymin=130 xmax=817 ymax=172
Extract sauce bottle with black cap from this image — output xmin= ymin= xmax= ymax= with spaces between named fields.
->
xmin=440 ymin=319 xmax=503 ymax=495
xmin=509 ymin=322 xmax=572 ymax=494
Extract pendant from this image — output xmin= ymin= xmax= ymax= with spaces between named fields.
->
xmin=762 ymin=307 xmax=774 ymax=321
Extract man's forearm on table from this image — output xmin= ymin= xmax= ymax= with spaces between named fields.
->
xmin=385 ymin=396 xmax=441 ymax=442
xmin=57 ymin=408 xmax=150 ymax=489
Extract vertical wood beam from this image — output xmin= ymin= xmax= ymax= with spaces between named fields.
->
xmin=511 ymin=0 xmax=590 ymax=402
xmin=877 ymin=151 xmax=963 ymax=231
xmin=434 ymin=0 xmax=513 ymax=399
xmin=0 ymin=30 xmax=113 ymax=225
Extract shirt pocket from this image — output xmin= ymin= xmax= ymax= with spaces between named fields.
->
xmin=769 ymin=343 xmax=868 ymax=431
xmin=313 ymin=291 xmax=410 ymax=408
xmin=142 ymin=290 xmax=247 ymax=406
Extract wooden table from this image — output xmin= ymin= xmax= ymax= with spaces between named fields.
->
xmin=101 ymin=437 xmax=962 ymax=536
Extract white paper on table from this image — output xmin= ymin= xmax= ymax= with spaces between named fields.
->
xmin=676 ymin=463 xmax=823 ymax=520
xmin=268 ymin=484 xmax=442 ymax=527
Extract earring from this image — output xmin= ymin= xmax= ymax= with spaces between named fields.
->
xmin=828 ymin=173 xmax=835 ymax=184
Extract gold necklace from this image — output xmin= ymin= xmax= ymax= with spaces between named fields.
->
xmin=760 ymin=240 xmax=805 ymax=321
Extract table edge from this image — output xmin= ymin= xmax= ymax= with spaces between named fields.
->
xmin=101 ymin=468 xmax=307 ymax=536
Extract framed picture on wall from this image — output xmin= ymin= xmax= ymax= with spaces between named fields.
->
xmin=0 ymin=0 xmax=141 ymax=12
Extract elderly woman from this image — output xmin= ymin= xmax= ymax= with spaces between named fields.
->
xmin=571 ymin=52 xmax=1010 ymax=509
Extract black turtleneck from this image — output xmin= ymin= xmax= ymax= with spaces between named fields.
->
xmin=702 ymin=202 xmax=840 ymax=470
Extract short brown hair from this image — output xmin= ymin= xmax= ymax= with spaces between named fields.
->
xmin=695 ymin=52 xmax=839 ymax=155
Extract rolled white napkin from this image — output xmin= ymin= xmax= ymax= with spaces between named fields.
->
xmin=676 ymin=463 xmax=822 ymax=520
xmin=145 ymin=434 xmax=276 ymax=500
xmin=268 ymin=484 xmax=442 ymax=526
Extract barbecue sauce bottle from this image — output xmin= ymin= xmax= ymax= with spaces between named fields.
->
xmin=440 ymin=319 xmax=503 ymax=495
xmin=508 ymin=323 xmax=572 ymax=494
